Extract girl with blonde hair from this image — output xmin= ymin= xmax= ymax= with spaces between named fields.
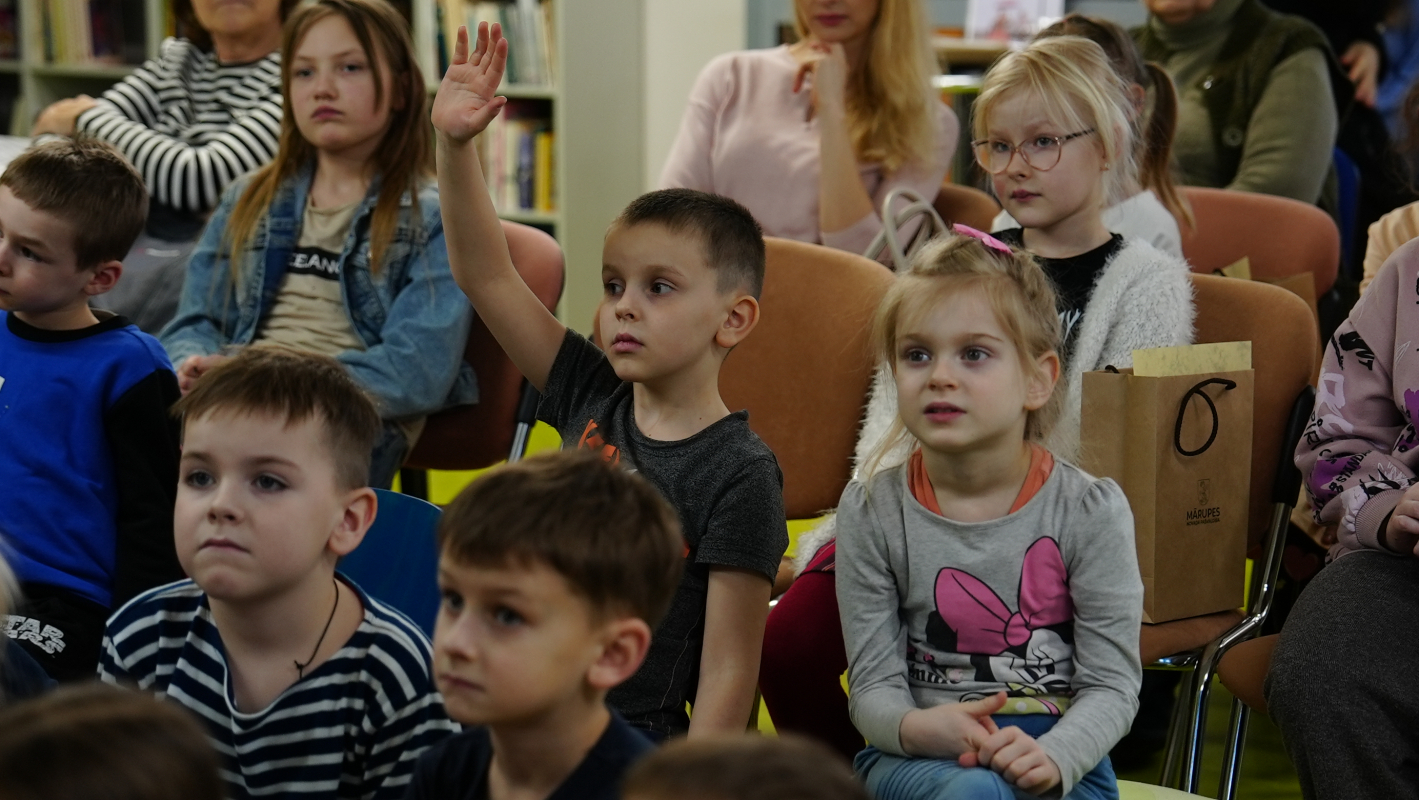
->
xmin=160 ymin=0 xmax=475 ymax=488
xmin=659 ymin=0 xmax=957 ymax=255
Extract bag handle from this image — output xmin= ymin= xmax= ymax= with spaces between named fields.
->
xmin=1174 ymin=378 xmax=1237 ymax=457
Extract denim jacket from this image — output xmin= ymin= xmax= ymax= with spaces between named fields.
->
xmin=160 ymin=163 xmax=476 ymax=419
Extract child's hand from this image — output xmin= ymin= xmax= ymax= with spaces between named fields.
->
xmin=898 ymin=691 xmax=1007 ymax=759
xmin=431 ymin=22 xmax=508 ymax=143
xmin=963 ymin=724 xmax=1062 ymax=795
xmin=1385 ymin=484 xmax=1419 ymax=556
xmin=176 ymin=354 xmax=230 ymax=395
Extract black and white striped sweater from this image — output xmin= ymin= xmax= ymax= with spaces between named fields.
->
xmin=76 ymin=37 xmax=282 ymax=215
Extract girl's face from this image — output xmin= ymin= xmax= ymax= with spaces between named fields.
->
xmin=985 ymin=90 xmax=1109 ymax=241
xmin=893 ymin=286 xmax=1055 ymax=457
xmin=290 ymin=14 xmax=398 ymax=164
xmin=797 ymin=0 xmax=880 ymax=46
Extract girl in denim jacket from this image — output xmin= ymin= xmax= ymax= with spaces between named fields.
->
xmin=161 ymin=0 xmax=474 ymax=488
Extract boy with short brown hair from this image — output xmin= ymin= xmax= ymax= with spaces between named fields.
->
xmin=432 ymin=22 xmax=788 ymax=740
xmin=408 ymin=451 xmax=683 ymax=800
xmin=0 ymin=137 xmax=181 ymax=681
xmin=99 ymin=347 xmax=457 ymax=800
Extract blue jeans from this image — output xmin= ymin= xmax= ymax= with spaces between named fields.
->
xmin=855 ymin=715 xmax=1119 ymax=800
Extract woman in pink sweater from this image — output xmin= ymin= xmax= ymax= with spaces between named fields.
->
xmin=659 ymin=0 xmax=958 ymax=256
xmin=1274 ymin=240 xmax=1419 ymax=799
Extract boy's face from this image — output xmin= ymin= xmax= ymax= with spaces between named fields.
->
xmin=433 ymin=556 xmax=614 ymax=726
xmin=175 ymin=410 xmax=367 ymax=604
xmin=598 ymin=223 xmax=746 ymax=386
xmin=0 ymin=187 xmax=100 ymax=328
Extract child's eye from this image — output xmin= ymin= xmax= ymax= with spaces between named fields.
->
xmin=293 ymin=67 xmax=313 ymax=78
xmin=341 ymin=61 xmax=366 ymax=73
xmin=603 ymin=280 xmax=623 ymax=297
xmin=649 ymin=280 xmax=673 ymax=295
xmin=963 ymin=346 xmax=991 ymax=362
xmin=439 ymin=590 xmax=464 ymax=613
xmin=988 ymin=140 xmax=1012 ymax=154
xmin=19 ymin=246 xmax=40 ymax=262
xmin=901 ymin=347 xmax=930 ymax=363
xmin=1030 ymin=136 xmax=1060 ymax=151
xmin=491 ymin=606 xmax=524 ymax=627
xmin=183 ymin=469 xmax=215 ymax=489
xmin=253 ymin=474 xmax=288 ymax=492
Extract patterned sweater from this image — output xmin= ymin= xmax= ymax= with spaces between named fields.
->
xmin=1297 ymin=237 xmax=1419 ymax=559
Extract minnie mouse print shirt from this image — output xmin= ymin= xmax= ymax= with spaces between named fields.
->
xmin=835 ymin=455 xmax=1142 ymax=795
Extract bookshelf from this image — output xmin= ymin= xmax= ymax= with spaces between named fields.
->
xmin=420 ymin=0 xmax=645 ymax=332
xmin=7 ymin=0 xmax=167 ymax=134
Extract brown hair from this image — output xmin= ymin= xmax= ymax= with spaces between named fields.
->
xmin=622 ymin=734 xmax=870 ymax=800
xmin=223 ymin=0 xmax=431 ymax=279
xmin=865 ymin=233 xmax=1062 ymax=475
xmin=612 ymin=188 xmax=767 ymax=299
xmin=0 ymin=683 xmax=224 ymax=800
xmin=172 ymin=346 xmax=382 ymax=490
xmin=1035 ymin=15 xmax=1192 ymax=228
xmin=438 ymin=451 xmax=684 ymax=627
xmin=0 ymin=138 xmax=148 ymax=269
xmin=172 ymin=0 xmax=302 ymax=52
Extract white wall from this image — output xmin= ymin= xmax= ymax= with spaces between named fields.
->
xmin=643 ymin=1 xmax=747 ymax=191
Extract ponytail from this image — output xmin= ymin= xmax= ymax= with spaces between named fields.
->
xmin=1139 ymin=62 xmax=1193 ymax=230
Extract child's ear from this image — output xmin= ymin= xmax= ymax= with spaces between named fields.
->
xmin=82 ymin=260 xmax=123 ymax=297
xmin=1024 ymin=350 xmax=1060 ymax=412
xmin=586 ymin=617 xmax=652 ymax=691
xmin=329 ymin=487 xmax=378 ymax=557
xmin=714 ymin=293 xmax=759 ymax=350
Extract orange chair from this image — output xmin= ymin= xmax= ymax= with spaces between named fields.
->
xmin=1141 ymin=275 xmax=1319 ymax=797
xmin=933 ymin=181 xmax=1000 ymax=232
xmin=1178 ymin=187 xmax=1339 ymax=296
xmin=400 ymin=220 xmax=564 ymax=493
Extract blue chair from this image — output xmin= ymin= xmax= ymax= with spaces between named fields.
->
xmin=341 ymin=489 xmax=442 ymax=637
xmin=1333 ymin=147 xmax=1361 ymax=276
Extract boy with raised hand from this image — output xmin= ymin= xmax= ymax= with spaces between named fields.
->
xmin=99 ymin=347 xmax=458 ymax=800
xmin=407 ymin=451 xmax=684 ymax=800
xmin=0 ymin=138 xmax=182 ymax=681
xmin=433 ymin=22 xmax=788 ymax=739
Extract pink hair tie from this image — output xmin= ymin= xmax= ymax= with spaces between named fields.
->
xmin=952 ymin=223 xmax=1013 ymax=255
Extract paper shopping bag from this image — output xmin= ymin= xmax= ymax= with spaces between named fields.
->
xmin=1078 ymin=346 xmax=1253 ymax=623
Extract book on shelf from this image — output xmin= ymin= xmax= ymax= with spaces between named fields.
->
xmin=438 ymin=0 xmax=554 ymax=88
xmin=478 ymin=98 xmax=554 ymax=216
xmin=0 ymin=0 xmax=17 ymax=59
xmin=41 ymin=0 xmax=143 ymax=64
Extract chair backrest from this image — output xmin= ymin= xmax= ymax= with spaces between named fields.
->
xmin=1179 ymin=187 xmax=1339 ymax=296
xmin=340 ymin=489 xmax=442 ymax=636
xmin=933 ymin=181 xmax=1000 ymax=232
xmin=405 ymin=220 xmax=565 ymax=471
xmin=1189 ymin=274 xmax=1319 ymax=550
xmin=724 ymin=238 xmax=895 ymax=518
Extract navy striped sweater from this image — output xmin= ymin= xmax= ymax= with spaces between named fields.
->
xmin=99 ymin=577 xmax=459 ymax=799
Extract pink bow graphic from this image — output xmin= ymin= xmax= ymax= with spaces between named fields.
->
xmin=934 ymin=538 xmax=1073 ymax=656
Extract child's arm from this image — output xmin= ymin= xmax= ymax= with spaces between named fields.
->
xmin=432 ymin=23 xmax=566 ymax=392
xmin=106 ymin=367 xmax=185 ymax=607
xmin=362 ymin=648 xmax=460 ymax=799
xmin=688 ymin=566 xmax=771 ymax=735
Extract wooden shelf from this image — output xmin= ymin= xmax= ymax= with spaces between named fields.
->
xmin=31 ymin=62 xmax=136 ymax=80
xmin=0 ymin=61 xmax=21 ymax=74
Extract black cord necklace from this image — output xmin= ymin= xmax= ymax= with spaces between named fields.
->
xmin=295 ymin=577 xmax=340 ymax=679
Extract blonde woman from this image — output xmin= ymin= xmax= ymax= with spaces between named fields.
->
xmin=659 ymin=0 xmax=958 ymax=255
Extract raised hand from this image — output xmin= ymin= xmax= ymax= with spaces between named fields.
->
xmin=432 ymin=22 xmax=508 ymax=143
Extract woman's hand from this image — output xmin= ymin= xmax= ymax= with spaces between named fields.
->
xmin=898 ymin=691 xmax=1007 ymax=759
xmin=1342 ymin=41 xmax=1380 ymax=108
xmin=791 ymin=41 xmax=849 ymax=119
xmin=31 ymin=95 xmax=98 ymax=137
xmin=177 ymin=354 xmax=231 ymax=395
xmin=962 ymin=722 xmax=1063 ymax=795
xmin=1384 ymin=484 xmax=1419 ymax=555
xmin=431 ymin=22 xmax=508 ymax=144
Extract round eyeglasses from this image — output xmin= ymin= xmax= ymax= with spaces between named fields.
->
xmin=971 ymin=129 xmax=1096 ymax=174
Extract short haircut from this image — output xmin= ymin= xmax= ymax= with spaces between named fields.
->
xmin=612 ymin=188 xmax=766 ymax=299
xmin=622 ymin=734 xmax=870 ymax=800
xmin=0 ymin=138 xmax=148 ymax=268
xmin=438 ymin=451 xmax=684 ymax=626
xmin=172 ymin=347 xmax=382 ymax=491
xmin=0 ymin=683 xmax=224 ymax=800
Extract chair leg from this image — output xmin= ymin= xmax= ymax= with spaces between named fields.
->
xmin=1160 ymin=668 xmax=1197 ymax=788
xmin=1218 ymin=697 xmax=1251 ymax=800
xmin=1181 ymin=659 xmax=1221 ymax=793
xmin=399 ymin=468 xmax=429 ymax=500
xmin=508 ymin=421 xmax=532 ymax=464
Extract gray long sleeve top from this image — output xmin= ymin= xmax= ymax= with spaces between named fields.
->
xmin=836 ymin=459 xmax=1143 ymax=796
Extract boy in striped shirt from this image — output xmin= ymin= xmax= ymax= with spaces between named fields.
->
xmin=99 ymin=347 xmax=458 ymax=800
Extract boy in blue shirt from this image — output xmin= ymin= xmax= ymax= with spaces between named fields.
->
xmin=433 ymin=23 xmax=788 ymax=739
xmin=0 ymin=138 xmax=182 ymax=680
xmin=407 ymin=451 xmax=684 ymax=800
